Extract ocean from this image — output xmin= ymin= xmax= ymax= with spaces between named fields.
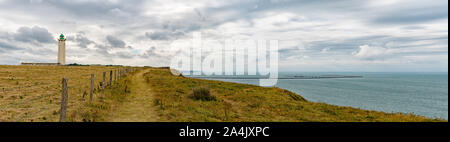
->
xmin=191 ymin=72 xmax=448 ymax=119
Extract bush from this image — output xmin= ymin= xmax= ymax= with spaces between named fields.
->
xmin=191 ymin=87 xmax=216 ymax=101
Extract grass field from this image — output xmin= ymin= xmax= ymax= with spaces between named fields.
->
xmin=0 ymin=65 xmax=124 ymax=122
xmin=0 ymin=65 xmax=444 ymax=122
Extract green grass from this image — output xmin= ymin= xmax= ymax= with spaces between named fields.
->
xmin=191 ymin=87 xmax=216 ymax=101
xmin=144 ymin=68 xmax=444 ymax=122
xmin=68 ymin=75 xmax=133 ymax=122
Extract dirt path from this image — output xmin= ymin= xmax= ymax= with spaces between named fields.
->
xmin=107 ymin=69 xmax=159 ymax=122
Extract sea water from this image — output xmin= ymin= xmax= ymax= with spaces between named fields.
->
xmin=195 ymin=72 xmax=448 ymax=119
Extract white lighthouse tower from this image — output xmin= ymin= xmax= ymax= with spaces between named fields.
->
xmin=57 ymin=34 xmax=66 ymax=65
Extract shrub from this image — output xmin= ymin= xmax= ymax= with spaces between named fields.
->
xmin=191 ymin=87 xmax=216 ymax=101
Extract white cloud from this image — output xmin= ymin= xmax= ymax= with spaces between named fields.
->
xmin=321 ymin=48 xmax=330 ymax=54
xmin=353 ymin=45 xmax=390 ymax=59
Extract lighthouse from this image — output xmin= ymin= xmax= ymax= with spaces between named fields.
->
xmin=58 ymin=34 xmax=66 ymax=65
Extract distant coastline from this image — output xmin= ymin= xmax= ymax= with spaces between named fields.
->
xmin=187 ymin=75 xmax=363 ymax=80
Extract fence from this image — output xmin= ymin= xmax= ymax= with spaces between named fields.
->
xmin=58 ymin=67 xmax=137 ymax=122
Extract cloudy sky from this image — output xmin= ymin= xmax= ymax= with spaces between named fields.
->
xmin=0 ymin=0 xmax=448 ymax=72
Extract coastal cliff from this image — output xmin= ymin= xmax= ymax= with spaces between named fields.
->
xmin=128 ymin=68 xmax=442 ymax=122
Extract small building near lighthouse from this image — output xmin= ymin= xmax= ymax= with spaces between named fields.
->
xmin=21 ymin=33 xmax=67 ymax=66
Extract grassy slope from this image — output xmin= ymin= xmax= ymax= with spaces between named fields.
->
xmin=144 ymin=68 xmax=442 ymax=122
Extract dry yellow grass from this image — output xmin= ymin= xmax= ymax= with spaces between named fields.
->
xmin=0 ymin=65 xmax=123 ymax=122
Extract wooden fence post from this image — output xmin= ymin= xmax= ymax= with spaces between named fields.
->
xmin=60 ymin=78 xmax=68 ymax=122
xmin=102 ymin=72 xmax=106 ymax=93
xmin=114 ymin=70 xmax=116 ymax=83
xmin=109 ymin=70 xmax=112 ymax=87
xmin=90 ymin=74 xmax=94 ymax=102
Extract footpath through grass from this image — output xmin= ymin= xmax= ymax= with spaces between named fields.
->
xmin=105 ymin=69 xmax=159 ymax=122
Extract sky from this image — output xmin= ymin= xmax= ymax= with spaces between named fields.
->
xmin=0 ymin=0 xmax=448 ymax=72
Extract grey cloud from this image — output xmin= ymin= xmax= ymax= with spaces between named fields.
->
xmin=0 ymin=41 xmax=22 ymax=51
xmin=144 ymin=46 xmax=157 ymax=56
xmin=145 ymin=32 xmax=170 ymax=40
xmin=140 ymin=46 xmax=169 ymax=63
xmin=94 ymin=44 xmax=135 ymax=59
xmin=372 ymin=5 xmax=448 ymax=24
xmin=141 ymin=46 xmax=159 ymax=57
xmin=106 ymin=35 xmax=126 ymax=48
xmin=115 ymin=52 xmax=135 ymax=59
xmin=74 ymin=33 xmax=95 ymax=48
xmin=201 ymin=0 xmax=366 ymax=23
xmin=94 ymin=46 xmax=110 ymax=56
xmin=145 ymin=31 xmax=185 ymax=40
xmin=278 ymin=47 xmax=302 ymax=60
xmin=1 ymin=0 xmax=144 ymax=21
xmin=13 ymin=26 xmax=55 ymax=43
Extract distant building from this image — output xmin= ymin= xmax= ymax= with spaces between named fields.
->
xmin=21 ymin=34 xmax=66 ymax=66
xmin=21 ymin=63 xmax=59 ymax=66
